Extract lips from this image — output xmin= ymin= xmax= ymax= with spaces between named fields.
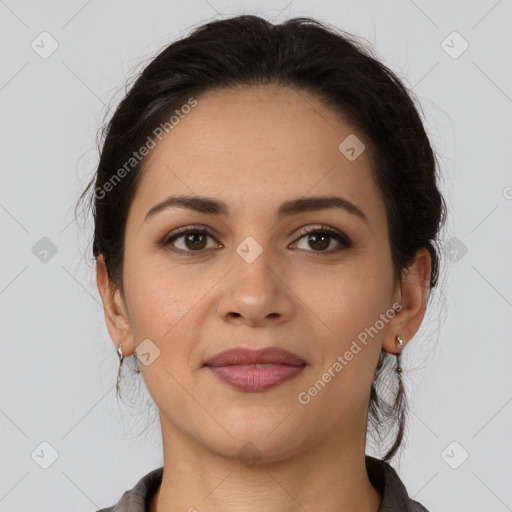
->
xmin=204 ymin=347 xmax=306 ymax=392
xmin=204 ymin=347 xmax=306 ymax=367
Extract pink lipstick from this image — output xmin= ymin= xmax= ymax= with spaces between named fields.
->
xmin=204 ymin=347 xmax=306 ymax=392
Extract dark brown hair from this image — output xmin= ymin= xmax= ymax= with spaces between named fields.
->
xmin=76 ymin=15 xmax=447 ymax=462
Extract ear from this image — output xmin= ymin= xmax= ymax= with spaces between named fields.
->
xmin=96 ymin=254 xmax=135 ymax=357
xmin=382 ymin=247 xmax=432 ymax=355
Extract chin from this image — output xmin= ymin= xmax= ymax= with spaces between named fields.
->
xmin=196 ymin=415 xmax=306 ymax=464
xmin=208 ymin=434 xmax=302 ymax=466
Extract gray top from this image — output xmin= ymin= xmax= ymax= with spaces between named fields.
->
xmin=95 ymin=455 xmax=430 ymax=512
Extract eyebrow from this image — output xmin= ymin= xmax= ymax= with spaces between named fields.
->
xmin=144 ymin=195 xmax=368 ymax=223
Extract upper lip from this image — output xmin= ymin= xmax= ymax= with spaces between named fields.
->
xmin=204 ymin=347 xmax=306 ymax=367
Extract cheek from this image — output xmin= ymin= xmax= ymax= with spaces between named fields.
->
xmin=297 ymin=262 xmax=392 ymax=419
xmin=124 ymin=269 xmax=201 ymax=401
xmin=303 ymin=250 xmax=394 ymax=388
xmin=122 ymin=256 xmax=221 ymax=376
xmin=122 ymin=254 xmax=189 ymax=349
xmin=310 ymin=255 xmax=394 ymax=329
xmin=125 ymin=280 xmax=174 ymax=338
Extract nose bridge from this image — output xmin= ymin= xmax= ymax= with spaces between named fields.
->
xmin=232 ymin=232 xmax=277 ymax=291
xmin=216 ymin=230 xmax=294 ymax=323
xmin=226 ymin=197 xmax=279 ymax=268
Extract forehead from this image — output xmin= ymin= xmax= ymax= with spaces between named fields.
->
xmin=128 ymin=84 xmax=385 ymax=228
xmin=151 ymin=84 xmax=369 ymax=168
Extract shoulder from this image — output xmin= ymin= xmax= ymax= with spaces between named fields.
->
xmin=365 ymin=455 xmax=431 ymax=512
xmin=92 ymin=467 xmax=164 ymax=512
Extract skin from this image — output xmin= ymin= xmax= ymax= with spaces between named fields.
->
xmin=97 ymin=84 xmax=431 ymax=512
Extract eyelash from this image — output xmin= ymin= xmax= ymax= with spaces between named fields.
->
xmin=159 ymin=224 xmax=351 ymax=257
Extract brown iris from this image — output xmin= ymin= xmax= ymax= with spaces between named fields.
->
xmin=184 ymin=232 xmax=207 ymax=250
xmin=308 ymin=233 xmax=330 ymax=251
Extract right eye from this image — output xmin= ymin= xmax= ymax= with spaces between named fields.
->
xmin=160 ymin=226 xmax=222 ymax=255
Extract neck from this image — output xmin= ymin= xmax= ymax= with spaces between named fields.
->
xmin=150 ymin=418 xmax=381 ymax=512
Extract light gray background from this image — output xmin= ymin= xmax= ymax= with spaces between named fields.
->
xmin=1 ymin=1 xmax=511 ymax=511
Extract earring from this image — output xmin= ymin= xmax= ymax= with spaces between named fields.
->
xmin=116 ymin=343 xmax=124 ymax=393
xmin=395 ymin=335 xmax=405 ymax=376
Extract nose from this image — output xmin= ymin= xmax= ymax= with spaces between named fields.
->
xmin=216 ymin=244 xmax=295 ymax=327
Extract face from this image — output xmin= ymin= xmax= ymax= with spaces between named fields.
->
xmin=106 ymin=85 xmax=405 ymax=462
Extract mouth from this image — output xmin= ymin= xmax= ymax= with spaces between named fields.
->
xmin=203 ymin=347 xmax=306 ymax=392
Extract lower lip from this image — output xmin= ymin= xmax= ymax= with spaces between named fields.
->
xmin=206 ymin=364 xmax=305 ymax=392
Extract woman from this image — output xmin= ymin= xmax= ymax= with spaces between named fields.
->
xmin=79 ymin=14 xmax=446 ymax=512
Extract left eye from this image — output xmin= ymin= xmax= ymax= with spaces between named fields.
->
xmin=161 ymin=225 xmax=350 ymax=255
xmin=291 ymin=226 xmax=351 ymax=253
